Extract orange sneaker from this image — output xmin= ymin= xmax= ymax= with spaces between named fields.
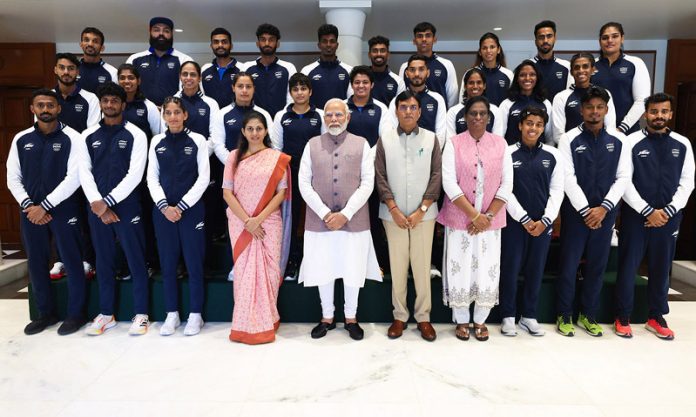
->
xmin=613 ymin=317 xmax=633 ymax=338
xmin=645 ymin=316 xmax=674 ymax=340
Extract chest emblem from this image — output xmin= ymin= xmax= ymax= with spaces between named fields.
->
xmin=672 ymin=148 xmax=680 ymax=158
xmin=98 ymin=75 xmax=107 ymax=83
xmin=619 ymin=67 xmax=628 ymax=74
xmin=226 ymin=118 xmax=237 ymax=126
xmin=140 ymin=62 xmax=149 ymax=68
xmin=167 ymin=62 xmax=175 ymax=69
xmin=136 ymin=109 xmax=146 ymax=117
xmin=512 ymin=160 xmax=522 ymax=168
xmin=118 ymin=139 xmax=128 ymax=149
xmin=575 ymin=144 xmax=587 ymax=154
xmin=637 ymin=149 xmax=650 ymax=158
xmin=275 ymin=71 xmax=283 ymax=79
xmin=338 ymin=73 xmax=346 ymax=81
xmin=606 ymin=143 xmax=615 ymax=152
xmin=556 ymin=71 xmax=563 ymax=79
xmin=204 ymin=74 xmax=213 ymax=81
xmin=542 ymin=159 xmax=551 ymax=168
xmin=310 ymin=118 xmax=318 ymax=126
xmin=498 ymin=79 xmax=506 ymax=87
xmin=74 ymin=104 xmax=84 ymax=113
xmin=434 ymin=69 xmax=442 ymax=77
xmin=368 ymin=109 xmax=376 ymax=117
xmin=23 ymin=143 xmax=35 ymax=150
xmin=312 ymin=74 xmax=322 ymax=81
xmin=568 ymin=100 xmax=579 ymax=108
xmin=91 ymin=140 xmax=102 ymax=149
xmin=184 ymin=146 xmax=193 ymax=155
xmin=282 ymin=118 xmax=292 ymax=126
xmin=198 ymin=108 xmax=207 ymax=116
xmin=156 ymin=146 xmax=167 ymax=154
xmin=387 ymin=83 xmax=394 ymax=91
xmin=52 ymin=143 xmax=62 ymax=152
xmin=426 ymin=103 xmax=434 ymax=112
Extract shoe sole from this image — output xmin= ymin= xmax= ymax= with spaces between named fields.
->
xmin=500 ymin=328 xmax=517 ymax=337
xmin=645 ymin=324 xmax=674 ymax=340
xmin=613 ymin=328 xmax=633 ymax=338
xmin=86 ymin=320 xmax=116 ymax=336
xmin=519 ymin=322 xmax=544 ymax=337
xmin=556 ymin=327 xmax=575 ymax=337
xmin=579 ymin=325 xmax=603 ymax=337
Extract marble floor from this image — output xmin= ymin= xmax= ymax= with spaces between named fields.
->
xmin=1 ymin=299 xmax=695 ymax=417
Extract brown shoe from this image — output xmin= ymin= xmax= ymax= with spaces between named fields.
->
xmin=473 ymin=323 xmax=489 ymax=341
xmin=387 ymin=320 xmax=407 ymax=339
xmin=417 ymin=321 xmax=437 ymax=341
xmin=455 ymin=324 xmax=470 ymax=341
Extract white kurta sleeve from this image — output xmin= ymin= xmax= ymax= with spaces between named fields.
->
xmin=446 ymin=105 xmax=459 ymax=141
xmin=494 ymin=146 xmax=513 ymax=204
xmin=298 ymin=142 xmax=331 ymax=220
xmin=340 ymin=141 xmax=375 ymax=221
xmin=441 ymin=141 xmax=464 ymax=201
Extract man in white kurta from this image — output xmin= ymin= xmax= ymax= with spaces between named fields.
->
xmin=298 ymin=99 xmax=382 ymax=340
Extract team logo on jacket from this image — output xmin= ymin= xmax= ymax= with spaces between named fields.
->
xmin=251 ymin=73 xmax=259 ymax=79
xmin=312 ymin=74 xmax=322 ymax=81
xmin=74 ymin=104 xmax=84 ymax=113
xmin=434 ymin=69 xmax=442 ymax=77
xmin=512 ymin=160 xmax=522 ymax=168
xmin=556 ymin=71 xmax=563 ymax=79
xmin=426 ymin=103 xmax=434 ymax=112
xmin=672 ymin=231 xmax=679 ymax=238
xmin=23 ymin=143 xmax=34 ymax=150
xmin=310 ymin=118 xmax=318 ymax=126
xmin=457 ymin=117 xmax=466 ymax=125
xmin=52 ymin=143 xmax=62 ymax=152
xmin=67 ymin=217 xmax=78 ymax=225
xmin=542 ymin=159 xmax=551 ymax=168
xmin=136 ymin=109 xmax=146 ymax=117
xmin=167 ymin=62 xmax=175 ymax=69
xmin=605 ymin=143 xmax=615 ymax=152
xmin=131 ymin=216 xmax=140 ymax=224
xmin=156 ymin=145 xmax=167 ymax=154
xmin=511 ymin=109 xmax=521 ymax=117
xmin=575 ymin=144 xmax=587 ymax=154
xmin=368 ymin=109 xmax=376 ymax=117
xmin=91 ymin=140 xmax=102 ymax=148
xmin=619 ymin=67 xmax=628 ymax=74
xmin=118 ymin=139 xmax=128 ymax=149
xmin=226 ymin=118 xmax=237 ymax=126
xmin=140 ymin=62 xmax=150 ymax=68
xmin=568 ymin=100 xmax=579 ymax=108
xmin=184 ymin=146 xmax=193 ymax=155
xmin=338 ymin=73 xmax=346 ymax=81
xmin=387 ymin=83 xmax=395 ymax=91
xmin=275 ymin=71 xmax=283 ymax=79
xmin=638 ymin=149 xmax=650 ymax=158
xmin=672 ymin=148 xmax=680 ymax=158
xmin=198 ymin=108 xmax=207 ymax=116
xmin=498 ymin=79 xmax=506 ymax=87
xmin=195 ymin=221 xmax=205 ymax=230
xmin=282 ymin=118 xmax=292 ymax=126
xmin=98 ymin=76 xmax=107 ymax=83
xmin=204 ymin=74 xmax=213 ymax=81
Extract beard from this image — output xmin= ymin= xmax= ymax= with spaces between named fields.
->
xmin=37 ymin=113 xmax=58 ymax=123
xmin=149 ymin=35 xmax=173 ymax=52
xmin=214 ymin=48 xmax=230 ymax=59
xmin=260 ymin=46 xmax=276 ymax=56
xmin=327 ymin=120 xmax=349 ymax=136
xmin=648 ymin=119 xmax=667 ymax=130
xmin=59 ymin=76 xmax=76 ymax=86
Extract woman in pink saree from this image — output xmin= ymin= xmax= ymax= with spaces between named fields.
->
xmin=222 ymin=111 xmax=291 ymax=344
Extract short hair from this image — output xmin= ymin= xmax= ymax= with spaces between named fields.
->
xmin=96 ymin=82 xmax=127 ymax=102
xmin=350 ymin=65 xmax=374 ymax=84
xmin=474 ymin=32 xmax=507 ymax=67
xmin=413 ymin=22 xmax=436 ymax=36
xmin=581 ymin=85 xmax=611 ymax=105
xmin=317 ymin=24 xmax=339 ymax=41
xmin=32 ymin=88 xmax=59 ymax=103
xmin=644 ymin=93 xmax=674 ymax=111
xmin=519 ymin=106 xmax=549 ymax=125
xmin=534 ymin=20 xmax=557 ymax=36
xmin=324 ymin=98 xmax=348 ymax=114
xmin=81 ymin=27 xmax=105 ymax=44
xmin=55 ymin=52 xmax=79 ymax=67
xmin=368 ymin=35 xmax=390 ymax=50
xmin=210 ymin=27 xmax=231 ymax=42
xmin=570 ymin=52 xmax=595 ymax=68
xmin=508 ymin=60 xmax=546 ymax=102
xmin=464 ymin=95 xmax=491 ymax=115
xmin=407 ymin=54 xmax=428 ymax=67
xmin=179 ymin=60 xmax=201 ymax=76
xmin=232 ymin=71 xmax=254 ymax=87
xmin=256 ymin=23 xmax=280 ymax=40
xmin=395 ymin=90 xmax=421 ymax=108
xmin=288 ymin=73 xmax=311 ymax=90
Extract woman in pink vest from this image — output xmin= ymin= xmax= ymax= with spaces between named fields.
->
xmin=438 ymin=95 xmax=513 ymax=341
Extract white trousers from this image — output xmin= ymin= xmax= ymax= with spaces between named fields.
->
xmin=318 ymin=281 xmax=360 ymax=319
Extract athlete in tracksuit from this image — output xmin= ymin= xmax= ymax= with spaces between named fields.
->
xmin=446 ymin=67 xmax=503 ymax=140
xmin=148 ymin=96 xmax=210 ymax=336
xmin=245 ymin=56 xmax=296 ymax=119
xmin=301 ymin=24 xmax=353 ymax=109
xmin=500 ymin=107 xmax=564 ymax=337
xmin=7 ymin=89 xmax=86 ymax=336
xmin=615 ymin=93 xmax=695 ymax=340
xmin=556 ymin=86 xmax=630 ymax=337
xmin=77 ymin=83 xmax=150 ymax=336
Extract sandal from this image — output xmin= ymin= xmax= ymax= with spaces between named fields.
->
xmin=474 ymin=324 xmax=489 ymax=341
xmin=455 ymin=324 xmax=470 ymax=341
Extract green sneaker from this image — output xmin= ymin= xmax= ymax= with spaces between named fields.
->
xmin=556 ymin=315 xmax=575 ymax=337
xmin=577 ymin=313 xmax=603 ymax=337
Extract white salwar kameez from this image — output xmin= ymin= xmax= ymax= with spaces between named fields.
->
xmin=441 ymin=137 xmax=512 ymax=324
xmin=297 ymin=139 xmax=382 ymax=288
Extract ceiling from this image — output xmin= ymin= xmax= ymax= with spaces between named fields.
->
xmin=1 ymin=0 xmax=695 ymax=44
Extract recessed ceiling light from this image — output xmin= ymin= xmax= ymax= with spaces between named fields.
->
xmin=175 ymin=29 xmax=183 ymax=33
xmin=493 ymin=27 xmax=502 ymax=31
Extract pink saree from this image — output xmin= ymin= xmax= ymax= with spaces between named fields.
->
xmin=222 ymin=148 xmax=291 ymax=344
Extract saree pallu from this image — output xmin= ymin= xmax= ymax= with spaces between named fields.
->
xmin=223 ymin=148 xmax=291 ymax=344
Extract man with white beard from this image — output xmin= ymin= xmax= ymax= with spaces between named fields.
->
xmin=298 ymin=99 xmax=382 ymax=341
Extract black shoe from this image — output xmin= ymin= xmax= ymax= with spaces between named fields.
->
xmin=344 ymin=322 xmax=364 ymax=340
xmin=310 ymin=320 xmax=336 ymax=339
xmin=57 ymin=317 xmax=88 ymax=336
xmin=24 ymin=316 xmax=59 ymax=335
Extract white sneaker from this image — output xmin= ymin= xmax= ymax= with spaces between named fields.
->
xmin=430 ymin=264 xmax=442 ymax=279
xmin=501 ymin=317 xmax=517 ymax=336
xmin=83 ymin=262 xmax=96 ymax=279
xmin=227 ymin=268 xmax=234 ymax=282
xmin=128 ymin=314 xmax=149 ymax=335
xmin=519 ymin=317 xmax=545 ymax=336
xmin=159 ymin=312 xmax=180 ymax=336
xmin=184 ymin=313 xmax=204 ymax=336
xmin=85 ymin=314 xmax=116 ymax=336
xmin=50 ymin=262 xmax=65 ymax=279
xmin=611 ymin=228 xmax=619 ymax=247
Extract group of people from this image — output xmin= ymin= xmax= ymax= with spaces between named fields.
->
xmin=7 ymin=16 xmax=694 ymax=344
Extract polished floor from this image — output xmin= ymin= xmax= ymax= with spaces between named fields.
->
xmin=1 ymin=293 xmax=695 ymax=417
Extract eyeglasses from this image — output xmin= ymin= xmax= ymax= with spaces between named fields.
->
xmin=397 ymin=104 xmax=419 ymax=113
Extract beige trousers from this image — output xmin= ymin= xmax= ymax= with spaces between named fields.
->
xmin=383 ymin=219 xmax=435 ymax=322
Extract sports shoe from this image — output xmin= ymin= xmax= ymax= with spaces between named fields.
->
xmin=284 ymin=265 xmax=297 ymax=281
xmin=49 ymin=262 xmax=65 ymax=280
xmin=184 ymin=313 xmax=204 ymax=336
xmin=227 ymin=267 xmax=234 ymax=282
xmin=128 ymin=314 xmax=149 ymax=335
xmin=577 ymin=313 xmax=603 ymax=337
xmin=611 ymin=228 xmax=619 ymax=247
xmin=556 ymin=315 xmax=575 ymax=337
xmin=500 ymin=317 xmax=517 ymax=336
xmin=24 ymin=315 xmax=59 ymax=335
xmin=159 ymin=312 xmax=180 ymax=336
xmin=430 ymin=265 xmax=441 ymax=279
xmin=519 ymin=317 xmax=545 ymax=336
xmin=83 ymin=262 xmax=96 ymax=280
xmin=85 ymin=314 xmax=116 ymax=336
xmin=613 ymin=317 xmax=633 ymax=338
xmin=645 ymin=316 xmax=675 ymax=340
xmin=58 ymin=317 xmax=88 ymax=335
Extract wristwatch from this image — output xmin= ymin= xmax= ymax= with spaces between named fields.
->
xmin=420 ymin=204 xmax=428 ymax=213
xmin=485 ymin=212 xmax=494 ymax=219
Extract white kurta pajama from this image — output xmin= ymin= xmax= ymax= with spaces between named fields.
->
xmin=441 ymin=138 xmax=513 ymax=324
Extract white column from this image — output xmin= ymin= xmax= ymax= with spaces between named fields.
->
xmin=320 ymin=0 xmax=371 ymax=67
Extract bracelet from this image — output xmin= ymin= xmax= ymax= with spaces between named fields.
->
xmin=472 ymin=213 xmax=481 ymax=222
xmin=389 ymin=205 xmax=398 ymax=212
